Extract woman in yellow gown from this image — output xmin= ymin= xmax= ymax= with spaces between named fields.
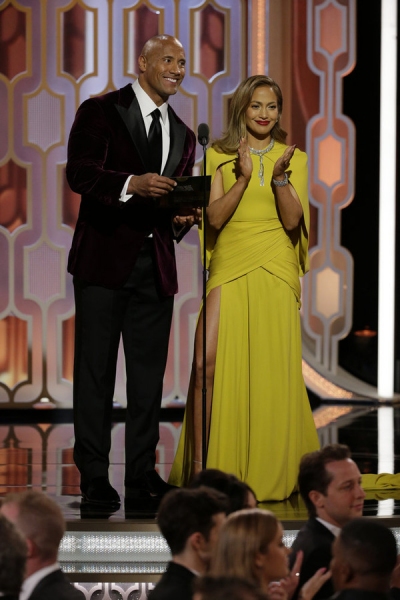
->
xmin=169 ymin=75 xmax=319 ymax=501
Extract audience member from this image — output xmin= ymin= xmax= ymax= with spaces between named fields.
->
xmin=193 ymin=575 xmax=269 ymax=600
xmin=211 ymin=508 xmax=330 ymax=600
xmin=0 ymin=513 xmax=27 ymax=600
xmin=189 ymin=468 xmax=257 ymax=512
xmin=149 ymin=487 xmax=228 ymax=600
xmin=1 ymin=491 xmax=84 ymax=600
xmin=289 ymin=444 xmax=365 ymax=600
xmin=329 ymin=518 xmax=397 ymax=600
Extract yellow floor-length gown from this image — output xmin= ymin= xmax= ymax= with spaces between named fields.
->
xmin=169 ymin=142 xmax=320 ymax=501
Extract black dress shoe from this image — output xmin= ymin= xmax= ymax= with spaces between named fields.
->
xmin=124 ymin=495 xmax=160 ymax=518
xmin=81 ymin=476 xmax=120 ymax=506
xmin=125 ymin=469 xmax=177 ymax=498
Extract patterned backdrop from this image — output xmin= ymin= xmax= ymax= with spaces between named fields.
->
xmin=0 ymin=0 xmax=365 ymax=595
xmin=0 ymin=0 xmax=358 ymax=408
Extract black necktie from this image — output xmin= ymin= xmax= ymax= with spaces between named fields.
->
xmin=148 ymin=108 xmax=162 ymax=174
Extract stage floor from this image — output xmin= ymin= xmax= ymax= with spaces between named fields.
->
xmin=1 ymin=401 xmax=400 ymax=594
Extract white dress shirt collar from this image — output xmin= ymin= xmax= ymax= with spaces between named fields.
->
xmin=316 ymin=517 xmax=341 ymax=538
xmin=132 ymin=80 xmax=168 ymax=127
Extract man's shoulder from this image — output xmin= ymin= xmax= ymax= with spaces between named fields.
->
xmin=28 ymin=569 xmax=85 ymax=600
xmin=155 ymin=561 xmax=195 ymax=582
xmin=79 ymin=84 xmax=133 ymax=110
xmin=296 ymin=518 xmax=335 ymax=538
xmin=291 ymin=518 xmax=335 ymax=552
xmin=290 ymin=519 xmax=336 ymax=600
xmin=149 ymin=562 xmax=196 ymax=600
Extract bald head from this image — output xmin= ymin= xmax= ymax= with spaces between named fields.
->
xmin=140 ymin=35 xmax=183 ymax=59
xmin=138 ymin=35 xmax=186 ymax=105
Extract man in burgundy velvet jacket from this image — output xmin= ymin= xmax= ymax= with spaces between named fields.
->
xmin=66 ymin=35 xmax=198 ymax=506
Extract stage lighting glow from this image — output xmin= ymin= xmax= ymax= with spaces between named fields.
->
xmin=378 ymin=0 xmax=397 ymax=398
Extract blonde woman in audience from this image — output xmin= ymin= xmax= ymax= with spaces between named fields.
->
xmin=211 ymin=509 xmax=330 ymax=600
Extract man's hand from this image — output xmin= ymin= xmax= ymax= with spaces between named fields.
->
xmin=127 ymin=173 xmax=177 ymax=197
xmin=173 ymin=207 xmax=202 ymax=228
xmin=298 ymin=568 xmax=331 ymax=600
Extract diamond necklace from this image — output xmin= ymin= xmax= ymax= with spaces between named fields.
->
xmin=249 ymin=138 xmax=275 ymax=186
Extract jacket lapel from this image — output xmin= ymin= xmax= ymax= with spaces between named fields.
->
xmin=163 ymin=106 xmax=186 ymax=177
xmin=114 ymin=89 xmax=149 ymax=171
xmin=114 ymin=86 xmax=185 ymax=176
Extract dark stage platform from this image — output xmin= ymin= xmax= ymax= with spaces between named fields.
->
xmin=1 ymin=402 xmax=400 ymax=597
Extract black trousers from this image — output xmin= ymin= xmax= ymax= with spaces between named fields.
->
xmin=72 ymin=239 xmax=174 ymax=486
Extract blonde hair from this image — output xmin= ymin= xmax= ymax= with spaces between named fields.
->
xmin=213 ymin=75 xmax=287 ymax=154
xmin=211 ymin=509 xmax=278 ymax=586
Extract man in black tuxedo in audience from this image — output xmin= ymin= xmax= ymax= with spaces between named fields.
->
xmin=1 ymin=491 xmax=84 ymax=600
xmin=290 ymin=444 xmax=365 ymax=600
xmin=149 ymin=487 xmax=228 ymax=600
xmin=290 ymin=444 xmax=400 ymax=600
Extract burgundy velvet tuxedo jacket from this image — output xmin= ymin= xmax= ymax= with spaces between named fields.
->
xmin=66 ymin=84 xmax=196 ymax=295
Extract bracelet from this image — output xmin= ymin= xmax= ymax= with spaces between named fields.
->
xmin=272 ymin=172 xmax=289 ymax=187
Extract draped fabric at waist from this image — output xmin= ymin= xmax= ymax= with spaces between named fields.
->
xmin=207 ymin=220 xmax=301 ymax=303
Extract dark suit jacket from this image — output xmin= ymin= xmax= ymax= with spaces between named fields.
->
xmin=290 ymin=520 xmax=400 ymax=600
xmin=27 ymin=568 xmax=85 ymax=600
xmin=290 ymin=517 xmax=335 ymax=600
xmin=148 ymin=561 xmax=196 ymax=600
xmin=66 ymin=83 xmax=196 ymax=293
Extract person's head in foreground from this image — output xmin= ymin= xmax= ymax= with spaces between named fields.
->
xmin=189 ymin=468 xmax=257 ymax=513
xmin=1 ymin=490 xmax=65 ymax=578
xmin=330 ymin=518 xmax=397 ymax=594
xmin=157 ymin=486 xmax=228 ymax=573
xmin=211 ymin=508 xmax=289 ymax=594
